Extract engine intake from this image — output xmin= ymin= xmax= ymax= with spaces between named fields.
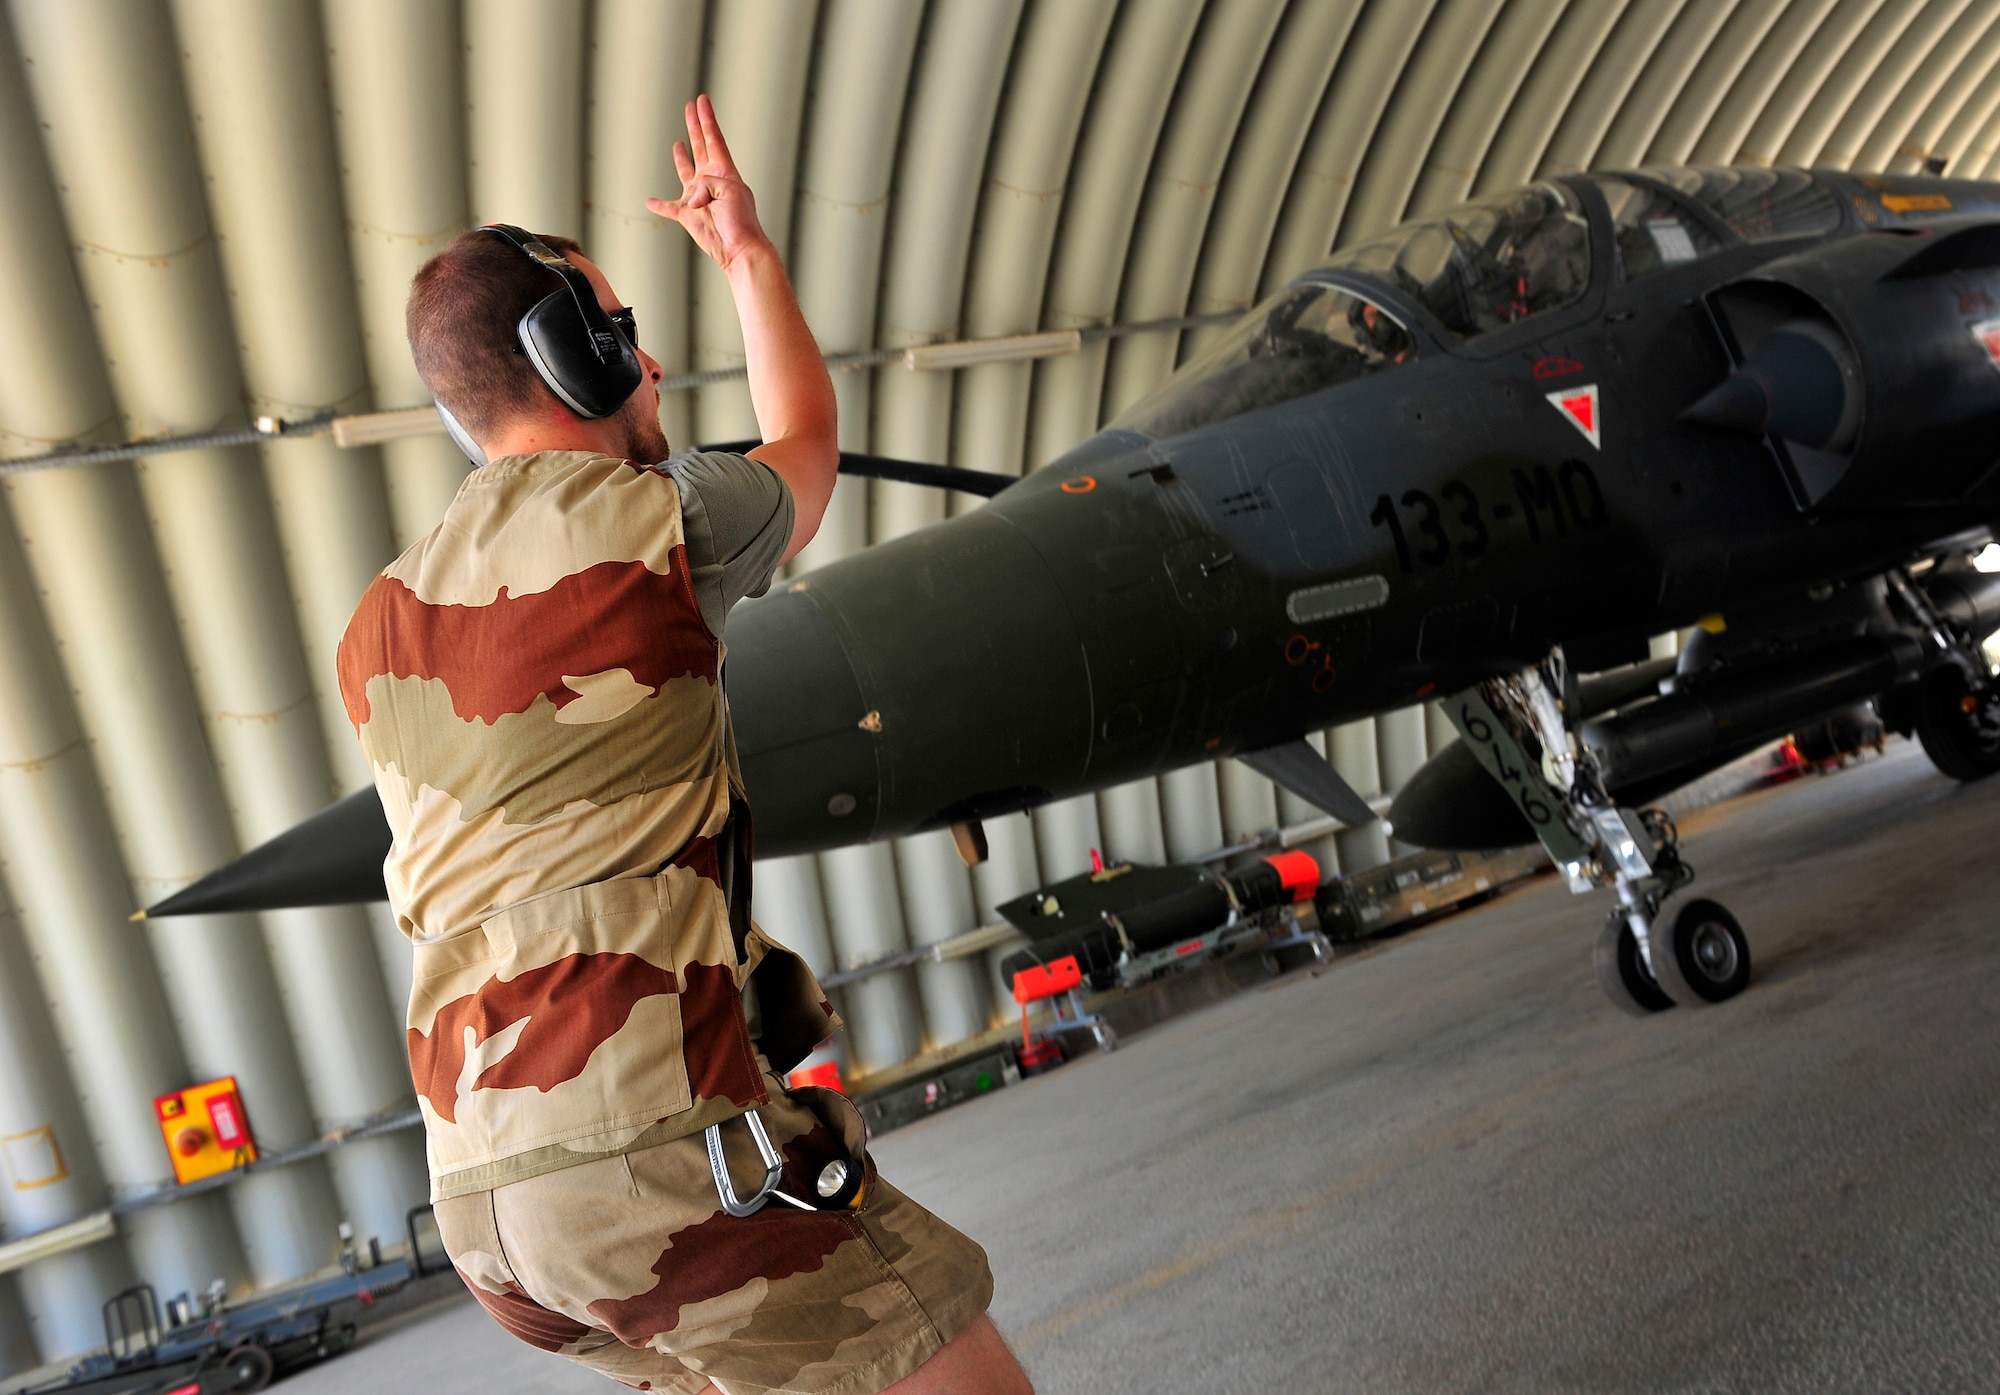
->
xmin=1686 ymin=226 xmax=2000 ymax=509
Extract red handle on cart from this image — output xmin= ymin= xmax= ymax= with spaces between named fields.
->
xmin=1012 ymin=955 xmax=1083 ymax=1051
xmin=1011 ymin=955 xmax=1082 ymax=1004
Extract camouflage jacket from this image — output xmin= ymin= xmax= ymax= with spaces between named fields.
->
xmin=336 ymin=450 xmax=837 ymax=1200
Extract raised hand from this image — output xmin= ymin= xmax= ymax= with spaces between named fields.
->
xmin=646 ymin=94 xmax=771 ymax=274
xmin=646 ymin=94 xmax=835 ymax=561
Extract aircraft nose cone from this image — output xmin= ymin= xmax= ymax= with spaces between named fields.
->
xmin=726 ymin=503 xmax=1092 ymax=856
xmin=726 ymin=584 xmax=882 ymax=855
xmin=139 ymin=785 xmax=391 ymax=917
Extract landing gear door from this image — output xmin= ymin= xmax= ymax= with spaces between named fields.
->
xmin=1442 ymin=684 xmax=1592 ymax=866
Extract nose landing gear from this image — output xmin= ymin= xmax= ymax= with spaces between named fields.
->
xmin=1447 ymin=656 xmax=1751 ymax=1016
xmin=1598 ymin=884 xmax=1754 ymax=1016
xmin=1582 ymin=806 xmax=1747 ymax=1014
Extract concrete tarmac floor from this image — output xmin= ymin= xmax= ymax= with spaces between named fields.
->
xmin=285 ymin=738 xmax=2000 ymax=1393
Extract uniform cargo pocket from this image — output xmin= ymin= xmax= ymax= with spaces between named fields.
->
xmin=416 ymin=880 xmax=693 ymax=1167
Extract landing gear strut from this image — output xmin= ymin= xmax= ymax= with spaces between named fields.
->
xmin=1446 ymin=655 xmax=1751 ymax=1015
xmin=1579 ymin=803 xmax=1744 ymax=1014
xmin=1590 ymin=807 xmax=1692 ymax=1015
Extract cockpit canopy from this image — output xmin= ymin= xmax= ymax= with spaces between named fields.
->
xmin=1330 ymin=180 xmax=1592 ymax=340
xmin=1108 ymin=168 xmax=1899 ymax=442
xmin=1110 ymin=282 xmax=1414 ymax=440
xmin=1112 ymin=181 xmax=1591 ymax=439
xmin=1640 ymin=166 xmax=1843 ymax=242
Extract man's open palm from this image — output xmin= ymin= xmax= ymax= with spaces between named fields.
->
xmin=648 ymin=94 xmax=768 ymax=273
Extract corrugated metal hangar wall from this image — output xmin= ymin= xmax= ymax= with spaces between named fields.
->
xmin=3 ymin=0 xmax=1999 ymax=1368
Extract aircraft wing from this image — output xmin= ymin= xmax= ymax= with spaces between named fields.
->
xmin=1236 ymin=739 xmax=1379 ymax=827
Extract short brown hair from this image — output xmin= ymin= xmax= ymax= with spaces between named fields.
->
xmin=406 ymin=229 xmax=583 ymax=434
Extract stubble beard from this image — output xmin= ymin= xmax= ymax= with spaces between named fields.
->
xmin=614 ymin=396 xmax=674 ymax=467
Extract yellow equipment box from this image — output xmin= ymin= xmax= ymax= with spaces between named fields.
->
xmin=154 ymin=1077 xmax=257 ymax=1186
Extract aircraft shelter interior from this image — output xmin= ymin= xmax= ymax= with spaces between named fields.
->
xmin=0 ymin=3 xmax=1997 ymax=1392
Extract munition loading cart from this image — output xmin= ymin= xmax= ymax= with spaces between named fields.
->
xmin=1312 ymin=845 xmax=1551 ymax=943
xmin=998 ymin=852 xmax=1332 ymax=1051
xmin=25 ymin=1208 xmax=442 ymax=1395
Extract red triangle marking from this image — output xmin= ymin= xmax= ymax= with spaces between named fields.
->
xmin=1544 ymin=383 xmax=1601 ymax=447
xmin=1977 ymin=321 xmax=2000 ymax=367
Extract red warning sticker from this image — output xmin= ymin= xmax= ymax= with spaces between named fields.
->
xmin=1971 ymin=318 xmax=2000 ymax=371
xmin=1546 ymin=383 xmax=1600 ymax=449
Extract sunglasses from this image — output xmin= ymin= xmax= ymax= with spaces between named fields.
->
xmin=610 ymin=306 xmax=637 ymax=351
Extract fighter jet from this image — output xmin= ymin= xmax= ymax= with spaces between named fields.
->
xmin=148 ymin=165 xmax=2000 ymax=1018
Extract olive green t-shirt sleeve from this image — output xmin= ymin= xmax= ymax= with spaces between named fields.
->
xmin=665 ymin=449 xmax=797 ymax=638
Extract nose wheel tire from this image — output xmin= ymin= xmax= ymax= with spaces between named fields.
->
xmin=1594 ymin=918 xmax=1674 ymax=1016
xmin=1650 ymin=898 xmax=1751 ymax=1006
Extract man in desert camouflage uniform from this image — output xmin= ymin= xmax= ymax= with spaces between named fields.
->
xmin=336 ymin=96 xmax=1031 ymax=1395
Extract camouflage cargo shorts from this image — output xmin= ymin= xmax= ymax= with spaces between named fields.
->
xmin=435 ymin=1073 xmax=995 ymax=1394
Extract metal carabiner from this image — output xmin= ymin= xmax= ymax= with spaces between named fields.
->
xmin=704 ymin=1109 xmax=794 ymax=1217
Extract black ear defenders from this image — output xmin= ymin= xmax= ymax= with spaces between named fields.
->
xmin=480 ymin=224 xmax=644 ymax=419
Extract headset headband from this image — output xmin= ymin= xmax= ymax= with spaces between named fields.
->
xmin=480 ymin=223 xmax=625 ymax=365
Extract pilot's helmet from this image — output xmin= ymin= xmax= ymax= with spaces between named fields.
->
xmin=1348 ymin=296 xmax=1406 ymax=357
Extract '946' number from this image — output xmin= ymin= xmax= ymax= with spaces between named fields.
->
xmin=1457 ymin=701 xmax=1554 ymax=827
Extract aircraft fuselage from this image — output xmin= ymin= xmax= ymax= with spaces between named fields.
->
xmin=731 ymin=167 xmax=2000 ymax=856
